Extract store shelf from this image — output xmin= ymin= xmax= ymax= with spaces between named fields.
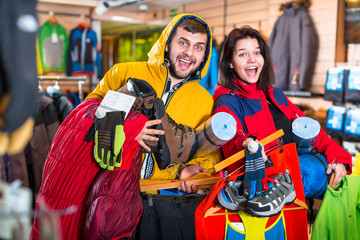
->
xmin=284 ymin=91 xmax=324 ymax=98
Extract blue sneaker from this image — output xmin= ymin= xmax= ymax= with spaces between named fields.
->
xmin=217 ymin=177 xmax=247 ymax=211
xmin=245 ymin=172 xmax=296 ymax=217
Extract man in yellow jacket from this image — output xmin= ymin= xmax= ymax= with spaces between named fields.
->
xmin=87 ymin=14 xmax=220 ymax=239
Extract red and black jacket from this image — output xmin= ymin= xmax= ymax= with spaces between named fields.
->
xmin=212 ymin=79 xmax=352 ymax=174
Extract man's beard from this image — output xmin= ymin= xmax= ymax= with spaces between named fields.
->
xmin=168 ymin=57 xmax=198 ymax=80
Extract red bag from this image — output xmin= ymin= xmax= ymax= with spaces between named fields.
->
xmin=84 ymin=111 xmax=147 ymax=240
xmin=195 ymin=173 xmax=242 ymax=240
xmin=195 ymin=143 xmax=308 ymax=240
xmin=195 ymin=172 xmax=287 ymax=240
xmin=265 ymin=143 xmax=308 ymax=240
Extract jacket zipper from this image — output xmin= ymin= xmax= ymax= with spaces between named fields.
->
xmin=164 ymin=88 xmax=175 ymax=109
xmin=161 ymin=64 xmax=198 ymax=109
xmin=81 ymin=28 xmax=87 ymax=71
xmin=162 ymin=66 xmax=174 ymax=109
xmin=160 ymin=66 xmax=169 ymax=101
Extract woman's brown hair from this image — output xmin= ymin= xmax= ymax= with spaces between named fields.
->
xmin=218 ymin=26 xmax=275 ymax=89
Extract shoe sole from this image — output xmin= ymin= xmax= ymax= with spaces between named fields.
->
xmin=152 ymin=100 xmax=169 ymax=169
xmin=245 ymin=190 xmax=296 ymax=218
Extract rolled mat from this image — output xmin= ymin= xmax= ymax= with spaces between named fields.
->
xmin=193 ymin=112 xmax=237 ymax=158
xmin=292 ymin=117 xmax=320 ymax=154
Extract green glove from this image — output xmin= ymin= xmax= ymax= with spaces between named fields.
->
xmin=94 ymin=110 xmax=126 ymax=171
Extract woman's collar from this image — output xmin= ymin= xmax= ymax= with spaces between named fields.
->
xmin=232 ymin=78 xmax=258 ymax=91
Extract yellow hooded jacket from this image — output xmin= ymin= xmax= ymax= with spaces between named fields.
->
xmin=87 ymin=14 xmax=220 ymax=180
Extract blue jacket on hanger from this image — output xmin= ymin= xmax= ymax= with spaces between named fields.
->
xmin=200 ymin=41 xmax=219 ymax=95
xmin=66 ymin=24 xmax=102 ymax=78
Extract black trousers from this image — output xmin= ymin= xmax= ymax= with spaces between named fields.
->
xmin=133 ymin=194 xmax=206 ymax=240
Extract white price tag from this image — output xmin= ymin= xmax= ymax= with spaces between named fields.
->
xmin=96 ymin=90 xmax=135 ymax=118
xmin=51 ymin=32 xmax=59 ymax=43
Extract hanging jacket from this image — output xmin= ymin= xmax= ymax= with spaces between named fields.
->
xmin=212 ymin=80 xmax=352 ymax=174
xmin=267 ymin=6 xmax=318 ymax=91
xmin=26 ymin=92 xmax=59 ymax=194
xmin=36 ymin=37 xmax=43 ymax=75
xmin=199 ymin=40 xmax=219 ymax=95
xmin=87 ymin=14 xmax=221 ymax=180
xmin=312 ymin=175 xmax=360 ymax=240
xmin=46 ymin=86 xmax=74 ymax=122
xmin=0 ymin=92 xmax=59 ymax=199
xmin=66 ymin=24 xmax=102 ymax=78
xmin=0 ymin=153 xmax=29 ymax=187
xmin=38 ymin=20 xmax=69 ymax=72
xmin=0 ymin=156 xmax=5 ymax=182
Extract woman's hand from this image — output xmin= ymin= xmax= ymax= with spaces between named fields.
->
xmin=327 ymin=162 xmax=347 ymax=189
xmin=135 ymin=119 xmax=164 ymax=152
xmin=242 ymin=138 xmax=268 ymax=161
xmin=177 ymin=165 xmax=207 ymax=193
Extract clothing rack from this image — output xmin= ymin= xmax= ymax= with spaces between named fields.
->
xmin=36 ymin=10 xmax=92 ymax=19
xmin=38 ymin=75 xmax=86 ymax=101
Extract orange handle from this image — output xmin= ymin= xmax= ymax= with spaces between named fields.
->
xmin=214 ymin=129 xmax=284 ymax=172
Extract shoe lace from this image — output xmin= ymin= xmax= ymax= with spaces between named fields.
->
xmin=263 ymin=177 xmax=277 ymax=185
xmin=260 ymin=177 xmax=283 ymax=201
xmin=263 ymin=174 xmax=293 ymax=201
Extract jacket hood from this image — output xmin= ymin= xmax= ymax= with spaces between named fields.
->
xmin=283 ymin=5 xmax=307 ymax=17
xmin=213 ymin=79 xmax=260 ymax=101
xmin=147 ymin=14 xmax=212 ymax=80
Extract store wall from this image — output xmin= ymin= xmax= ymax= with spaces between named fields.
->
xmin=169 ymin=0 xmax=339 ymax=95
xmin=145 ymin=0 xmax=338 ymax=124
xmin=144 ymin=0 xmax=339 ymax=122
xmin=36 ymin=0 xmax=352 ymax=98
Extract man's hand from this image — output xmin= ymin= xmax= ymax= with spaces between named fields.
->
xmin=327 ymin=162 xmax=347 ymax=189
xmin=135 ymin=119 xmax=164 ymax=152
xmin=177 ymin=165 xmax=207 ymax=193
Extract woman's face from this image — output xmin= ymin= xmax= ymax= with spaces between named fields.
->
xmin=230 ymin=37 xmax=264 ymax=85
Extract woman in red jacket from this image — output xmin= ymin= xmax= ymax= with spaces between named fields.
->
xmin=212 ymin=26 xmax=351 ymax=188
xmin=210 ymin=26 xmax=352 ymax=240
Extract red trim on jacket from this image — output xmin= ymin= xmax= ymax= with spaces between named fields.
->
xmin=213 ymin=80 xmax=352 ymax=174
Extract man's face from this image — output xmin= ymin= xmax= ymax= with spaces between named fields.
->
xmin=165 ymin=26 xmax=208 ymax=82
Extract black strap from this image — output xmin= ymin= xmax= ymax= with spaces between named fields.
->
xmin=85 ymin=122 xmax=96 ymax=142
xmin=308 ymin=198 xmax=315 ymax=234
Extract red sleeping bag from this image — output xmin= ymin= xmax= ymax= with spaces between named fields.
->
xmin=30 ymin=99 xmax=147 ymax=240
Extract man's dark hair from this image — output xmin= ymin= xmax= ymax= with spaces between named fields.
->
xmin=218 ymin=25 xmax=275 ymax=90
xmin=167 ymin=18 xmax=207 ymax=45
xmin=178 ymin=18 xmax=207 ymax=34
